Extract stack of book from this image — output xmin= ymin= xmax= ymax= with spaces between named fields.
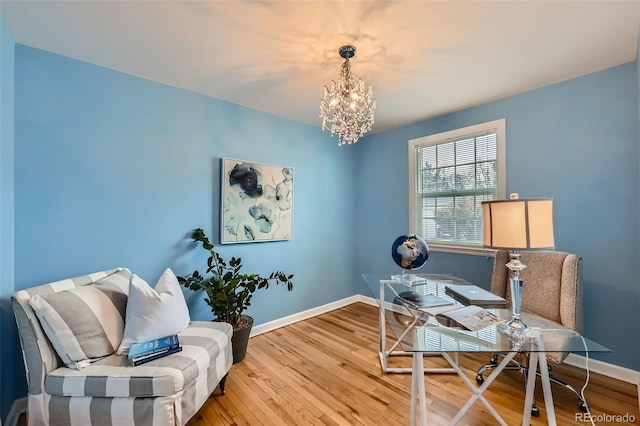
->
xmin=128 ymin=334 xmax=182 ymax=366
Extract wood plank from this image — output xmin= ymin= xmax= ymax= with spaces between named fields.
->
xmin=188 ymin=302 xmax=639 ymax=426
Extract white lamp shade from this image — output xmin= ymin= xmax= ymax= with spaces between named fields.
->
xmin=482 ymin=198 xmax=555 ymax=250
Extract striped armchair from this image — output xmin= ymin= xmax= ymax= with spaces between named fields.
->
xmin=12 ymin=268 xmax=233 ymax=426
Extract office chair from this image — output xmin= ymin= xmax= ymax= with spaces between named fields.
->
xmin=476 ymin=249 xmax=586 ymax=416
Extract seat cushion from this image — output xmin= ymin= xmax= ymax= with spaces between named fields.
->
xmin=44 ymin=321 xmax=232 ymax=398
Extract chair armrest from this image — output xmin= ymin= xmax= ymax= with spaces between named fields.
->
xmin=12 ymin=297 xmax=51 ymax=394
xmin=560 ymin=254 xmax=583 ymax=334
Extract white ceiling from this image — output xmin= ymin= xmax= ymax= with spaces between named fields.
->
xmin=2 ymin=1 xmax=639 ymax=134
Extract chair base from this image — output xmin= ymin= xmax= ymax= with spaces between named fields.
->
xmin=476 ymin=353 xmax=588 ymax=416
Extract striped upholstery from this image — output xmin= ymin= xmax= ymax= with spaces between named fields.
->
xmin=29 ymin=269 xmax=131 ymax=369
xmin=45 ymin=322 xmax=232 ymax=397
xmin=13 ymin=269 xmax=233 ymax=426
xmin=13 ymin=268 xmax=123 ymax=395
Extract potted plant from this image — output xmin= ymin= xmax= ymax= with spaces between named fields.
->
xmin=178 ymin=228 xmax=294 ymax=363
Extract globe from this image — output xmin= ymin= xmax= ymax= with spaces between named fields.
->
xmin=391 ymin=234 xmax=429 ymax=271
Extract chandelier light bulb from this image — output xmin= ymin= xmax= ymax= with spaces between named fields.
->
xmin=319 ymin=45 xmax=376 ymax=146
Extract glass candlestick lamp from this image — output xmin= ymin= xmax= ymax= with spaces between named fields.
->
xmin=482 ymin=193 xmax=555 ymax=331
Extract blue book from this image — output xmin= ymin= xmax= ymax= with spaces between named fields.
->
xmin=128 ymin=335 xmax=180 ymax=359
xmin=130 ymin=346 xmax=182 ymax=366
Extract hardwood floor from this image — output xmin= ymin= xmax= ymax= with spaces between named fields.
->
xmin=189 ymin=302 xmax=639 ymax=426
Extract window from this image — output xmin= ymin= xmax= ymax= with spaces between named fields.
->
xmin=409 ymin=119 xmax=506 ymax=255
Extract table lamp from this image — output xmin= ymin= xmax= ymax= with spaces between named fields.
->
xmin=481 ymin=193 xmax=555 ymax=331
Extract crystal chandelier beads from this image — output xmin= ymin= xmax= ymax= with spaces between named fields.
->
xmin=320 ymin=45 xmax=376 ymax=146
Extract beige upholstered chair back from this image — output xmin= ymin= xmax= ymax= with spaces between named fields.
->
xmin=490 ymin=250 xmax=583 ymax=334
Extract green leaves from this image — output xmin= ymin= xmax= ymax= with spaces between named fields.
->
xmin=179 ymin=228 xmax=294 ymax=328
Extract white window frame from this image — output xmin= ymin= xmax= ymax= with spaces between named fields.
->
xmin=408 ymin=119 xmax=506 ymax=256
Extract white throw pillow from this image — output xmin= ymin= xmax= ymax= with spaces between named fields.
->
xmin=116 ymin=268 xmax=191 ymax=355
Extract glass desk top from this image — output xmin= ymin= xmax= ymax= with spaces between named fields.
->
xmin=362 ymin=273 xmax=611 ymax=355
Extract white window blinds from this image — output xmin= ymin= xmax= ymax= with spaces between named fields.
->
xmin=409 ymin=119 xmax=505 ymax=253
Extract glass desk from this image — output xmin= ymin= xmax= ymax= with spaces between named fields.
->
xmin=362 ymin=274 xmax=611 ymax=426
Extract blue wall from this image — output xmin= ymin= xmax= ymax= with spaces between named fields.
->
xmin=14 ymin=44 xmax=360 ymax=317
xmin=0 ymin=11 xmax=16 ymax=422
xmin=356 ymin=63 xmax=640 ymax=370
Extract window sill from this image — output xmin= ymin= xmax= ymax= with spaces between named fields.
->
xmin=428 ymin=243 xmax=496 ymax=257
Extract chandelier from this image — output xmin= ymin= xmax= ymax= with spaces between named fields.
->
xmin=320 ymin=45 xmax=376 ymax=146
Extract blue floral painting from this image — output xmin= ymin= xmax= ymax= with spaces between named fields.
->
xmin=221 ymin=158 xmax=293 ymax=243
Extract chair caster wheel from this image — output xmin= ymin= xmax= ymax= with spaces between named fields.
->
xmin=578 ymin=401 xmax=588 ymax=412
xmin=531 ymin=406 xmax=540 ymax=417
xmin=476 ymin=374 xmax=484 ymax=385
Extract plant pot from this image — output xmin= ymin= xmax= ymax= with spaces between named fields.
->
xmin=231 ymin=314 xmax=253 ymax=363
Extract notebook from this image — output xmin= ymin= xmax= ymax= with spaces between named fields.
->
xmin=444 ymin=284 xmax=508 ymax=309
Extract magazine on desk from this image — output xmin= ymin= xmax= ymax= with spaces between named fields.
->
xmin=435 ymin=305 xmax=505 ymax=331
xmin=395 ymin=291 xmax=454 ymax=310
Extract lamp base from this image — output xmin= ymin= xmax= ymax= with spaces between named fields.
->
xmin=507 ymin=252 xmax=527 ymax=335
xmin=506 ymin=317 xmax=527 ymax=331
xmin=497 ymin=321 xmax=530 ymax=346
xmin=498 ymin=316 xmax=528 ymax=337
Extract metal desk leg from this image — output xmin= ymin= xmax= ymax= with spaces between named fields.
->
xmin=523 ymin=351 xmax=539 ymax=426
xmin=522 ymin=335 xmax=557 ymax=426
xmin=536 ymin=335 xmax=557 ymax=425
xmin=443 ymin=352 xmax=512 ymax=426
xmin=379 ymin=281 xmax=388 ymax=371
xmin=411 ymin=352 xmax=427 ymax=426
xmin=378 ymin=280 xmax=455 ymax=374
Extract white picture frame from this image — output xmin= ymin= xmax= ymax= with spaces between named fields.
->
xmin=221 ymin=157 xmax=294 ymax=244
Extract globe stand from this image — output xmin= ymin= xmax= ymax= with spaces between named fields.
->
xmin=391 ymin=269 xmax=413 ymax=284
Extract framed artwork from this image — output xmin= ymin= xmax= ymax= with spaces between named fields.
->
xmin=221 ymin=158 xmax=294 ymax=244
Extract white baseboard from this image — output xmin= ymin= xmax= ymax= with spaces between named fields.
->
xmin=357 ymin=294 xmax=378 ymax=307
xmin=250 ymin=295 xmax=362 ymax=337
xmin=564 ymin=353 xmax=640 ymax=386
xmin=564 ymin=354 xmax=640 ymax=411
xmin=6 ymin=397 xmax=26 ymax=426
xmin=250 ymin=296 xmax=640 ymax=391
